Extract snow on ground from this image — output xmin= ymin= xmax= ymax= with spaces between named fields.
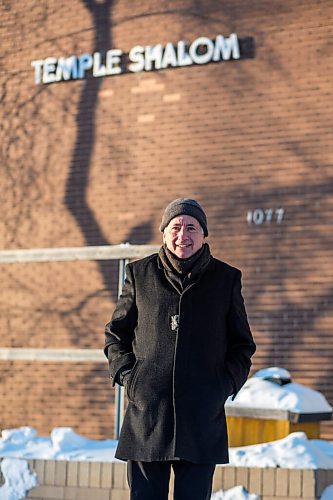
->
xmin=0 ymin=427 xmax=118 ymax=462
xmin=1 ymin=427 xmax=333 ymax=469
xmin=0 ymin=458 xmax=37 ymax=500
xmin=211 ymin=486 xmax=258 ymax=499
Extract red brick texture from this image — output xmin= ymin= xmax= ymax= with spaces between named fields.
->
xmin=1 ymin=0 xmax=333 ymax=439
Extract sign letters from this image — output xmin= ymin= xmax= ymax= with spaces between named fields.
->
xmin=32 ymin=33 xmax=241 ymax=85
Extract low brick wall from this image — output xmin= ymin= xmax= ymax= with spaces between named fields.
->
xmin=1 ymin=459 xmax=333 ymax=499
xmin=213 ymin=465 xmax=333 ymax=499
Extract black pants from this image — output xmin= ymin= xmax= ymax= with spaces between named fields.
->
xmin=127 ymin=459 xmax=216 ymax=500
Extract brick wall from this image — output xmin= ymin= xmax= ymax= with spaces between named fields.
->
xmin=0 ymin=0 xmax=333 ymax=439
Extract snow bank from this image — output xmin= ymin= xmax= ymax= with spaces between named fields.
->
xmin=229 ymin=432 xmax=333 ymax=469
xmin=0 ymin=458 xmax=37 ymax=500
xmin=211 ymin=485 xmax=258 ymax=499
xmin=1 ymin=427 xmax=333 ymax=469
xmin=0 ymin=426 xmax=118 ymax=462
xmin=1 ymin=427 xmax=37 ymax=445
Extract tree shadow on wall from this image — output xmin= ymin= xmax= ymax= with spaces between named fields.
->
xmin=64 ymin=0 xmax=153 ymax=305
xmin=64 ymin=0 xmax=256 ymax=309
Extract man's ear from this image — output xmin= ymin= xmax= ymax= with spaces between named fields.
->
xmin=162 ymin=233 xmax=166 ymax=244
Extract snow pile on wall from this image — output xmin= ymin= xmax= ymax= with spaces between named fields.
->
xmin=0 ymin=458 xmax=37 ymax=500
xmin=1 ymin=427 xmax=333 ymax=469
xmin=229 ymin=432 xmax=333 ymax=469
xmin=0 ymin=426 xmax=118 ymax=462
xmin=226 ymin=367 xmax=332 ymax=414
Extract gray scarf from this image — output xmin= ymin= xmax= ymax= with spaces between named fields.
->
xmin=159 ymin=243 xmax=211 ymax=292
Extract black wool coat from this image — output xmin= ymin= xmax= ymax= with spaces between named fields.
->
xmin=104 ymin=252 xmax=256 ymax=464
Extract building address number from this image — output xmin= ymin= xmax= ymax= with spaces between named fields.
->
xmin=247 ymin=208 xmax=285 ymax=225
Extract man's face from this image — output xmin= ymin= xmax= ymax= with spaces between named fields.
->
xmin=163 ymin=215 xmax=205 ymax=259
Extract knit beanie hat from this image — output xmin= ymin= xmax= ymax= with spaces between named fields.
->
xmin=160 ymin=198 xmax=208 ymax=236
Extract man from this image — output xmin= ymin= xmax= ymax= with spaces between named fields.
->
xmin=104 ymin=198 xmax=256 ymax=500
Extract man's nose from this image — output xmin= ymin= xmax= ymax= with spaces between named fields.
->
xmin=178 ymin=226 xmax=187 ymax=236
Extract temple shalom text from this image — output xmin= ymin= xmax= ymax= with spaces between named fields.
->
xmin=31 ymin=34 xmax=240 ymax=85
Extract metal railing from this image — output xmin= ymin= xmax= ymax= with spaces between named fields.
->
xmin=0 ymin=243 xmax=160 ymax=438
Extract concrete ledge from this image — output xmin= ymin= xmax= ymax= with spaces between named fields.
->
xmin=1 ymin=459 xmax=333 ymax=499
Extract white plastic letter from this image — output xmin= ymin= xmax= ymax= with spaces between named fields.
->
xmin=93 ymin=52 xmax=106 ymax=77
xmin=43 ymin=57 xmax=58 ymax=84
xmin=129 ymin=46 xmax=145 ymax=73
xmin=177 ymin=41 xmax=192 ymax=67
xmin=31 ymin=60 xmax=44 ymax=85
xmin=213 ymin=34 xmax=240 ymax=61
xmin=144 ymin=44 xmax=163 ymax=71
xmin=189 ymin=37 xmax=214 ymax=65
xmin=106 ymin=49 xmax=122 ymax=75
xmin=55 ymin=56 xmax=78 ymax=81
xmin=78 ymin=53 xmax=93 ymax=78
xmin=161 ymin=43 xmax=177 ymax=69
